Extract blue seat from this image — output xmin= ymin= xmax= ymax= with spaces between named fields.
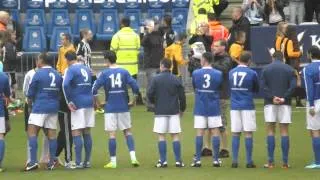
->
xmin=172 ymin=0 xmax=189 ymax=8
xmin=101 ymin=0 xmax=117 ymax=9
xmin=48 ymin=9 xmax=70 ymax=36
xmin=124 ymin=9 xmax=141 ymax=33
xmin=23 ymin=26 xmax=46 ymax=52
xmin=124 ymin=0 xmax=140 ymax=9
xmin=2 ymin=0 xmax=18 ymax=9
xmin=50 ymin=26 xmax=72 ymax=52
xmin=73 ymin=9 xmax=95 ymax=38
xmin=172 ymin=25 xmax=185 ymax=35
xmin=148 ymin=0 xmax=164 ymax=9
xmin=96 ymin=9 xmax=119 ymax=40
xmin=147 ymin=9 xmax=165 ymax=22
xmin=49 ymin=1 xmax=67 ymax=9
xmin=25 ymin=9 xmax=46 ymax=27
xmin=76 ymin=0 xmax=92 ymax=9
xmin=172 ymin=8 xmax=188 ymax=26
xmin=9 ymin=9 xmax=19 ymax=23
xmin=27 ymin=0 xmax=44 ymax=9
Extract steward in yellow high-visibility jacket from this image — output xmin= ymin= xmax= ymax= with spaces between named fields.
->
xmin=110 ymin=18 xmax=140 ymax=76
xmin=190 ymin=10 xmax=208 ymax=35
xmin=193 ymin=0 xmax=219 ymax=17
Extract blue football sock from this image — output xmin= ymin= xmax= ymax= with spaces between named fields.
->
xmin=83 ymin=134 xmax=92 ymax=162
xmin=73 ymin=135 xmax=83 ymax=165
xmin=312 ymin=137 xmax=320 ymax=165
xmin=267 ymin=136 xmax=275 ymax=163
xmin=245 ymin=137 xmax=253 ymax=164
xmin=126 ymin=135 xmax=135 ymax=152
xmin=48 ymin=138 xmax=57 ymax=164
xmin=173 ymin=141 xmax=181 ymax=162
xmin=281 ymin=136 xmax=289 ymax=165
xmin=232 ymin=136 xmax=240 ymax=163
xmin=212 ymin=136 xmax=220 ymax=161
xmin=158 ymin=141 xmax=167 ymax=163
xmin=0 ymin=139 xmax=4 ymax=165
xmin=195 ymin=136 xmax=203 ymax=161
xmin=29 ymin=136 xmax=38 ymax=165
xmin=108 ymin=138 xmax=116 ymax=157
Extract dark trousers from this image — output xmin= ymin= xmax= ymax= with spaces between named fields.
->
xmin=305 ymin=0 xmax=320 ymax=23
xmin=56 ymin=111 xmax=73 ymax=162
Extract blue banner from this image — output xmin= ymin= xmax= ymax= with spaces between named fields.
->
xmin=250 ymin=25 xmax=320 ymax=65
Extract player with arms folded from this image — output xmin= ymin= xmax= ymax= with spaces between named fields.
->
xmin=62 ymin=51 xmax=94 ymax=169
xmin=191 ymin=52 xmax=223 ymax=168
xmin=92 ymin=51 xmax=140 ymax=169
xmin=229 ymin=52 xmax=259 ymax=168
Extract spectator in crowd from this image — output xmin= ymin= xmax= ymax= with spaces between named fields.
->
xmin=304 ymin=0 xmax=320 ymax=23
xmin=212 ymin=40 xmax=233 ymax=158
xmin=281 ymin=25 xmax=304 ymax=107
xmin=189 ymin=22 xmax=213 ymax=53
xmin=213 ymin=0 xmax=229 ymax=17
xmin=275 ymin=22 xmax=289 ymax=52
xmin=141 ymin=19 xmax=164 ymax=110
xmin=76 ymin=29 xmax=93 ymax=68
xmin=207 ymin=13 xmax=229 ymax=49
xmin=190 ymin=8 xmax=209 ymax=35
xmin=56 ymin=33 xmax=75 ymax=75
xmin=111 ymin=17 xmax=144 ymax=105
xmin=264 ymin=0 xmax=285 ymax=25
xmin=193 ymin=0 xmax=219 ymax=18
xmin=229 ymin=31 xmax=246 ymax=66
xmin=0 ymin=11 xmax=9 ymax=31
xmin=229 ymin=7 xmax=250 ymax=51
xmin=159 ymin=15 xmax=175 ymax=48
xmin=289 ymin=0 xmax=305 ymax=24
xmin=242 ymin=0 xmax=264 ymax=26
xmin=164 ymin=33 xmax=188 ymax=78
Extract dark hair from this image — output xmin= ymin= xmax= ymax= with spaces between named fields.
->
xmin=198 ymin=8 xmax=207 ymax=15
xmin=239 ymin=51 xmax=252 ymax=63
xmin=121 ymin=17 xmax=131 ymax=27
xmin=285 ymin=25 xmax=299 ymax=51
xmin=202 ymin=52 xmax=214 ymax=63
xmin=62 ymin=33 xmax=71 ymax=41
xmin=176 ymin=32 xmax=187 ymax=41
xmin=80 ymin=28 xmax=89 ymax=40
xmin=163 ymin=14 xmax=172 ymax=27
xmin=65 ymin=51 xmax=77 ymax=61
xmin=235 ymin=31 xmax=246 ymax=41
xmin=38 ymin=52 xmax=51 ymax=65
xmin=160 ymin=58 xmax=172 ymax=69
xmin=272 ymin=51 xmax=284 ymax=60
xmin=104 ymin=50 xmax=117 ymax=64
xmin=308 ymin=46 xmax=320 ymax=59
xmin=207 ymin=13 xmax=217 ymax=21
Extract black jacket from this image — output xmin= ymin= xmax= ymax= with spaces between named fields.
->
xmin=141 ymin=31 xmax=164 ymax=69
xmin=159 ymin=26 xmax=175 ymax=48
xmin=212 ymin=53 xmax=233 ymax=99
xmin=189 ymin=34 xmax=213 ymax=52
xmin=264 ymin=0 xmax=285 ymax=24
xmin=3 ymin=41 xmax=18 ymax=72
xmin=261 ymin=60 xmax=297 ymax=105
xmin=147 ymin=71 xmax=186 ymax=115
xmin=228 ymin=16 xmax=251 ymax=50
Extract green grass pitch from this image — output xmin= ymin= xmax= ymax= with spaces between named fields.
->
xmin=1 ymin=95 xmax=320 ymax=180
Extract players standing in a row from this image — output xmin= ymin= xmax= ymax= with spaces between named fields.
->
xmin=303 ymin=46 xmax=320 ymax=169
xmin=0 ymin=69 xmax=10 ymax=172
xmin=191 ymin=52 xmax=223 ymax=168
xmin=63 ymin=52 xmax=95 ymax=169
xmin=25 ymin=53 xmax=63 ymax=171
xmin=93 ymin=51 xmax=140 ymax=168
xmin=147 ymin=59 xmax=186 ymax=168
xmin=229 ymin=52 xmax=259 ymax=168
xmin=261 ymin=52 xmax=297 ymax=169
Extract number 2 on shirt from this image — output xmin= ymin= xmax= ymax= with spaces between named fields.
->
xmin=233 ymin=72 xmax=247 ymax=87
xmin=109 ymin=73 xmax=122 ymax=88
xmin=49 ymin=72 xmax=56 ymax=87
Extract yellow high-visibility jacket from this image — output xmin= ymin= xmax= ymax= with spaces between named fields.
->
xmin=110 ymin=27 xmax=140 ymax=76
xmin=190 ymin=14 xmax=208 ymax=35
xmin=193 ymin=0 xmax=219 ymax=17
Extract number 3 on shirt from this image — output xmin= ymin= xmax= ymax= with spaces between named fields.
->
xmin=109 ymin=73 xmax=122 ymax=88
xmin=49 ymin=72 xmax=56 ymax=87
xmin=203 ymin=74 xmax=211 ymax=88
xmin=233 ymin=72 xmax=247 ymax=87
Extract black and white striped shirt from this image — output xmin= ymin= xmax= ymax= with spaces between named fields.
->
xmin=76 ymin=40 xmax=92 ymax=68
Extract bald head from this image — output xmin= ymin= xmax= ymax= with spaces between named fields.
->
xmin=232 ymin=7 xmax=243 ymax=21
xmin=0 ymin=11 xmax=10 ymax=25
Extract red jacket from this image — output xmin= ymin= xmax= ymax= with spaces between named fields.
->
xmin=208 ymin=21 xmax=229 ymax=48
